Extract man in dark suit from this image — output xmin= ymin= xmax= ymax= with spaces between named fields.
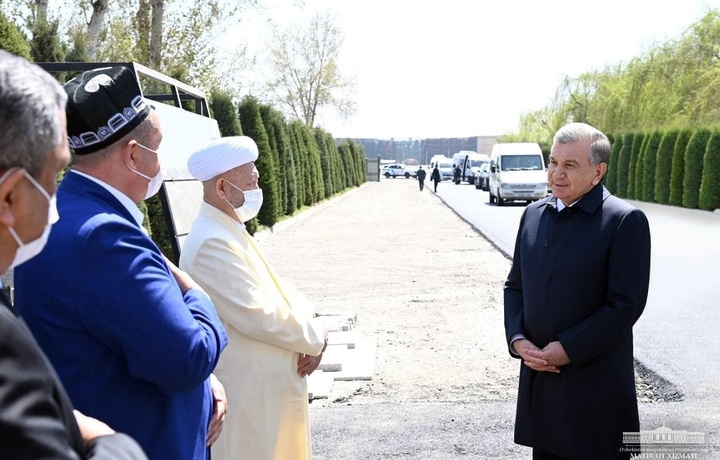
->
xmin=416 ymin=166 xmax=427 ymax=191
xmin=504 ymin=122 xmax=651 ymax=460
xmin=0 ymin=50 xmax=146 ymax=459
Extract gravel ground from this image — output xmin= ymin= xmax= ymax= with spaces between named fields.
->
xmin=261 ymin=179 xmax=520 ymax=407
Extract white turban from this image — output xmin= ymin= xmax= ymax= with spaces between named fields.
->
xmin=187 ymin=136 xmax=259 ymax=181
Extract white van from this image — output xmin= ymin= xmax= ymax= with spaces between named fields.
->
xmin=452 ymin=151 xmax=490 ymax=185
xmin=429 ymin=155 xmax=453 ymax=181
xmin=488 ymin=143 xmax=548 ymax=205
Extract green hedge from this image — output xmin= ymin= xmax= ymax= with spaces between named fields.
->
xmin=616 ymin=133 xmax=634 ymax=198
xmin=654 ymin=129 xmax=679 ymax=205
xmin=699 ymin=130 xmax=720 ymax=211
xmin=682 ymin=128 xmax=711 ymax=209
xmin=606 ymin=134 xmax=623 ymax=193
xmin=627 ymin=133 xmax=644 ymax=199
xmin=669 ymin=130 xmax=692 ymax=206
xmin=0 ymin=12 xmax=31 ymax=59
xmin=641 ymin=131 xmax=662 ymax=202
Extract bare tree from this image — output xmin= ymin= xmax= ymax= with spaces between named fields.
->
xmin=85 ymin=0 xmax=109 ymax=60
xmin=265 ymin=12 xmax=356 ymax=127
xmin=149 ymin=0 xmax=164 ymax=69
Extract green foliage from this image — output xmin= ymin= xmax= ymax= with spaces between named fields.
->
xmin=699 ymin=131 xmax=720 ymax=210
xmin=669 ymin=130 xmax=692 ymax=206
xmin=606 ymin=134 xmax=623 ymax=193
xmin=682 ymin=128 xmax=711 ymax=209
xmin=210 ymin=90 xmax=242 ymax=136
xmin=634 ymin=134 xmax=649 ymax=199
xmin=30 ymin=19 xmax=64 ymax=62
xmin=258 ymin=104 xmax=284 ymax=220
xmin=300 ymin=126 xmax=325 ymax=203
xmin=654 ymin=130 xmax=679 ymax=204
xmin=145 ymin=195 xmax=176 ymax=263
xmin=641 ymin=131 xmax=662 ymax=202
xmin=510 ymin=11 xmax=720 ymax=145
xmin=616 ymin=133 xmax=634 ymax=198
xmin=627 ymin=133 xmax=645 ymax=199
xmin=0 ymin=12 xmax=30 ymax=59
xmin=315 ymin=129 xmax=335 ymax=198
xmin=238 ymin=95 xmax=280 ymax=228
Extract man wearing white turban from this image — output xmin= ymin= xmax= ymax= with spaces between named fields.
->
xmin=180 ymin=136 xmax=328 ymax=460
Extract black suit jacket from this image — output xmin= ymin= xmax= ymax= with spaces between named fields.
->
xmin=0 ymin=290 xmax=147 ymax=459
xmin=504 ymin=184 xmax=651 ymax=459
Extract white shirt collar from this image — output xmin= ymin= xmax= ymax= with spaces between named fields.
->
xmin=556 ymin=198 xmax=580 ymax=212
xmin=70 ymin=170 xmax=146 ymax=229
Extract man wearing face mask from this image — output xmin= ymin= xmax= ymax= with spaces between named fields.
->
xmin=180 ymin=136 xmax=328 ymax=460
xmin=14 ymin=66 xmax=228 ymax=460
xmin=0 ymin=51 xmax=147 ymax=459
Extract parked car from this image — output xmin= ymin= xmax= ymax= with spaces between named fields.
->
xmin=383 ymin=164 xmax=412 ymax=179
xmin=474 ymin=162 xmax=490 ymax=191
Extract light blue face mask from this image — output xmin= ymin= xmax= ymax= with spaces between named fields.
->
xmin=0 ymin=168 xmax=57 ymax=270
xmin=223 ymin=180 xmax=264 ymax=222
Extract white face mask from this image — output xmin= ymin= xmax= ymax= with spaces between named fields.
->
xmin=223 ymin=180 xmax=263 ymax=222
xmin=128 ymin=143 xmax=164 ymax=200
xmin=0 ymin=168 xmax=58 ymax=270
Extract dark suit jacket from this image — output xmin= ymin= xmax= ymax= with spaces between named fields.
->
xmin=0 ymin=290 xmax=147 ymax=459
xmin=504 ymin=184 xmax=651 ymax=460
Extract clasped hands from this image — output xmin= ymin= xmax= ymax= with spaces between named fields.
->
xmin=514 ymin=339 xmax=570 ymax=373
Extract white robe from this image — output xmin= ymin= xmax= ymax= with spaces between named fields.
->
xmin=180 ymin=202 xmax=325 ymax=460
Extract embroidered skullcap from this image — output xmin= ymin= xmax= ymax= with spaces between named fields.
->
xmin=64 ymin=66 xmax=150 ymax=155
xmin=187 ymin=136 xmax=259 ymax=181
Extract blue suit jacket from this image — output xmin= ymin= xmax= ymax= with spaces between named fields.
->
xmin=504 ymin=184 xmax=651 ymax=459
xmin=15 ymin=172 xmax=227 ymax=460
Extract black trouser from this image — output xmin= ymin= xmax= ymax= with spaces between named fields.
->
xmin=433 ymin=180 xmax=439 ymax=192
xmin=533 ymin=449 xmax=569 ymax=460
xmin=419 ymin=180 xmax=424 ymax=191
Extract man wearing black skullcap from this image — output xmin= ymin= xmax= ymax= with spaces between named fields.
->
xmin=0 ymin=50 xmax=147 ymax=459
xmin=14 ymin=65 xmax=228 ymax=460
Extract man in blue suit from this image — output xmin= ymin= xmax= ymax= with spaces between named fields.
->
xmin=15 ymin=66 xmax=228 ymax=460
xmin=504 ymin=122 xmax=651 ymax=460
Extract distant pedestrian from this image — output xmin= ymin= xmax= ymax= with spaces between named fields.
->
xmin=453 ymin=166 xmax=461 ymax=184
xmin=416 ymin=166 xmax=426 ymax=191
xmin=430 ymin=166 xmax=441 ymax=192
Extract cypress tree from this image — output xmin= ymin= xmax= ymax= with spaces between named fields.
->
xmin=642 ymin=131 xmax=662 ymax=202
xmin=633 ymin=134 xmax=649 ymax=199
xmin=669 ymin=130 xmax=692 ymax=206
xmin=627 ymin=133 xmax=645 ymax=199
xmin=315 ymin=129 xmax=334 ymax=198
xmin=300 ymin=126 xmax=324 ymax=204
xmin=699 ymin=131 xmax=720 ymax=211
xmin=349 ymin=141 xmax=362 ymax=186
xmin=238 ymin=96 xmax=280 ymax=227
xmin=606 ymin=134 xmax=623 ymax=194
xmin=287 ymin=123 xmax=304 ymax=211
xmin=338 ymin=142 xmax=351 ymax=188
xmin=355 ymin=142 xmax=368 ymax=183
xmin=616 ymin=133 xmax=634 ymax=198
xmin=209 ymin=90 xmax=242 ymax=136
xmin=291 ymin=122 xmax=313 ymax=206
xmin=682 ymin=128 xmax=711 ymax=209
xmin=30 ymin=19 xmax=64 ymax=63
xmin=258 ymin=105 xmax=284 ymax=219
xmin=0 ymin=12 xmax=31 ymax=59
xmin=654 ymin=129 xmax=679 ymax=204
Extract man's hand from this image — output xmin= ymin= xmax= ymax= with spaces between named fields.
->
xmin=163 ymin=255 xmax=202 ymax=294
xmin=522 ymin=340 xmax=570 ymax=372
xmin=298 ymin=353 xmax=323 ymax=378
xmin=513 ymin=339 xmax=561 ymax=373
xmin=74 ymin=410 xmax=115 ymax=446
xmin=206 ymin=374 xmax=227 ymax=447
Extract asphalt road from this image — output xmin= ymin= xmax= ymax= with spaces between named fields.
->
xmin=436 ymin=181 xmax=720 ymax=454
